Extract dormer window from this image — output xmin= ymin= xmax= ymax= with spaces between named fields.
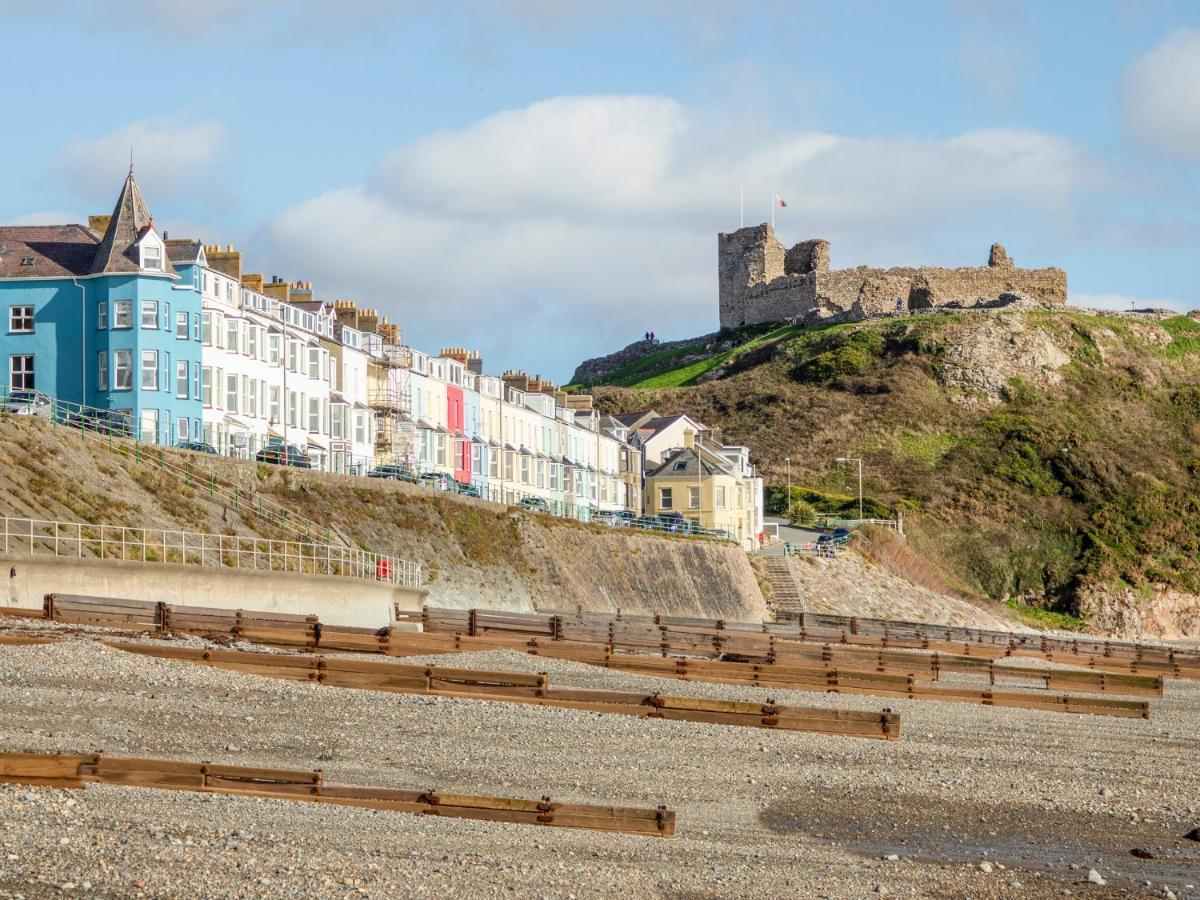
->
xmin=20 ymin=257 xmax=34 ymax=267
xmin=142 ymin=243 xmax=162 ymax=271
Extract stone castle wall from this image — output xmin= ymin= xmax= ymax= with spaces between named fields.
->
xmin=718 ymin=224 xmax=1068 ymax=329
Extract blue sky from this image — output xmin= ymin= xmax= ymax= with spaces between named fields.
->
xmin=2 ymin=0 xmax=1198 ymax=379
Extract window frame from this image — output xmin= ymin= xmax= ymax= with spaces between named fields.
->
xmin=140 ymin=350 xmax=159 ymax=390
xmin=8 ymin=305 xmax=34 ymax=334
xmin=176 ymin=311 xmax=188 ymax=339
xmin=97 ymin=351 xmax=109 ymax=392
xmin=96 ymin=301 xmax=108 ymax=331
xmin=9 ymin=354 xmax=34 ymax=390
xmin=140 ymin=300 xmax=158 ymax=330
xmin=114 ymin=350 xmax=133 ymax=390
xmin=113 ymin=300 xmax=133 ymax=329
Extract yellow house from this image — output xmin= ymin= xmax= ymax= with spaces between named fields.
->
xmin=643 ymin=432 xmax=759 ymax=547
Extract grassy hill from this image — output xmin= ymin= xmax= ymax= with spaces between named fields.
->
xmin=580 ymin=308 xmax=1200 ymax=634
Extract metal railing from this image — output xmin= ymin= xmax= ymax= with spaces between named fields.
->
xmin=0 ymin=516 xmax=422 ymax=588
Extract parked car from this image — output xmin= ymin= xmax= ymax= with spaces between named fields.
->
xmin=178 ymin=440 xmax=218 ymax=455
xmin=610 ymin=509 xmax=638 ymax=527
xmin=2 ymin=389 xmax=52 ymax=418
xmin=593 ymin=509 xmax=621 ymax=525
xmin=658 ymin=512 xmax=694 ymax=534
xmin=456 ymin=481 xmax=481 ymax=498
xmin=256 ymin=440 xmax=312 ymax=469
xmin=64 ymin=409 xmax=135 ymax=437
xmin=419 ymin=471 xmax=459 ymax=492
xmin=517 ymin=496 xmax=550 ymax=513
xmin=367 ymin=464 xmax=418 ymax=483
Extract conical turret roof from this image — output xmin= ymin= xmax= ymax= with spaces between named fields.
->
xmin=89 ymin=169 xmax=176 ymax=276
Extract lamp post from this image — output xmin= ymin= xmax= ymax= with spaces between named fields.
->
xmin=836 ymin=457 xmax=863 ymax=520
xmin=785 ymin=456 xmax=791 ymax=521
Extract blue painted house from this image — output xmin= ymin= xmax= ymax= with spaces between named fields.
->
xmin=0 ymin=170 xmax=203 ymax=444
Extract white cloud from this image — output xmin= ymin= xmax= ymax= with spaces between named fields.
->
xmin=1122 ymin=29 xmax=1200 ymax=160
xmin=1071 ymin=292 xmax=1189 ymax=313
xmin=59 ymin=119 xmax=225 ymax=201
xmin=258 ymin=94 xmax=1093 ymax=379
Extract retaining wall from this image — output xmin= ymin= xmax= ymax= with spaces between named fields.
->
xmin=1 ymin=556 xmax=427 ymax=628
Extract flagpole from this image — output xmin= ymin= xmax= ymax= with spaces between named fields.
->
xmin=739 ymin=184 xmax=744 ymax=228
xmin=771 ymin=189 xmax=775 ymax=229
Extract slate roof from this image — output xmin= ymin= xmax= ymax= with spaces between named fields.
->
xmin=89 ymin=171 xmax=176 ymax=276
xmin=165 ymin=239 xmax=204 ymax=265
xmin=0 ymin=225 xmax=100 ymax=278
xmin=0 ymin=171 xmax=177 ymax=281
xmin=646 ymin=447 xmax=725 ymax=478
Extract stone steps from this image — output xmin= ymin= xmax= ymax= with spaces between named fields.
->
xmin=765 ymin=557 xmax=804 ymax=613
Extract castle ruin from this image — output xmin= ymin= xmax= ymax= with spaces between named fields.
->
xmin=718 ymin=224 xmax=1067 ymax=329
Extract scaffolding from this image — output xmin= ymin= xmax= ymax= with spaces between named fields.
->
xmin=369 ymin=342 xmax=414 ymax=465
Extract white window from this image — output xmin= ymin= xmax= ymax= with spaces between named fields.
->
xmin=289 ymin=390 xmax=299 ymax=427
xmin=472 ymin=444 xmax=483 ymax=476
xmin=96 ymin=302 xmax=108 ymax=330
xmin=97 ymin=352 xmax=108 ymax=391
xmin=489 ymin=450 xmax=500 ymax=479
xmin=141 ymin=301 xmax=157 ymax=329
xmin=114 ymin=350 xmax=132 ymax=390
xmin=689 ymin=486 xmax=700 ymax=509
xmin=331 ymin=403 xmax=344 ymax=439
xmin=226 ymin=319 xmax=239 ymax=353
xmin=660 ymin=487 xmax=673 ymax=510
xmin=270 ymin=386 xmax=282 ymax=424
xmin=142 ymin=243 xmax=162 ymax=271
xmin=287 ymin=341 xmax=298 ymax=372
xmin=192 ymin=363 xmax=200 ymax=400
xmin=247 ymin=325 xmax=258 ymax=359
xmin=176 ymin=311 xmax=188 ymax=339
xmin=201 ymin=312 xmax=213 ymax=345
xmin=308 ymin=397 xmax=320 ymax=433
xmin=8 ymin=305 xmax=34 ymax=333
xmin=355 ymin=412 xmax=366 ymax=445
xmin=162 ymin=302 xmax=170 ymax=331
xmin=140 ymin=350 xmax=158 ymax=390
xmin=201 ymin=367 xmax=212 ymax=406
xmin=716 ymin=486 xmax=726 ymax=509
xmin=9 ymin=354 xmax=34 ymax=390
xmin=308 ymin=347 xmax=320 ymax=378
xmin=268 ymin=334 xmax=281 ymax=365
xmin=246 ymin=378 xmax=257 ymax=418
xmin=226 ymin=374 xmax=238 ymax=413
xmin=192 ymin=313 xmax=200 ymax=341
xmin=177 ymin=418 xmax=189 ymax=441
xmin=114 ymin=300 xmax=132 ymax=329
xmin=140 ymin=408 xmax=159 ymax=441
xmin=176 ymin=360 xmax=188 ymax=398
xmin=519 ymin=455 xmax=529 ymax=484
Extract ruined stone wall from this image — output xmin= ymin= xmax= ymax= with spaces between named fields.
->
xmin=718 ymin=224 xmax=1068 ymax=329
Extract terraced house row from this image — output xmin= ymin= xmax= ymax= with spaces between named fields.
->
xmin=0 ymin=170 xmax=763 ymax=545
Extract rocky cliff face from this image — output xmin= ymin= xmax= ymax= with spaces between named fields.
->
xmin=1076 ymin=583 xmax=1200 ymax=640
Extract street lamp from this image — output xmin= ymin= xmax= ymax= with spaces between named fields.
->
xmin=785 ymin=456 xmax=791 ymax=520
xmin=836 ymin=457 xmax=863 ymax=520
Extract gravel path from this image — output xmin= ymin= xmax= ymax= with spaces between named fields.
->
xmin=1 ymin=629 xmax=1198 ymax=899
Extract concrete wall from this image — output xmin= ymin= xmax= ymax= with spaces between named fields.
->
xmin=1 ymin=556 xmax=427 ymax=629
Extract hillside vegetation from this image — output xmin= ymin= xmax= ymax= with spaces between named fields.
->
xmin=583 ymin=308 xmax=1200 ymax=637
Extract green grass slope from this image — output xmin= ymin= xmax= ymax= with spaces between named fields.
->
xmin=585 ymin=309 xmax=1200 ymax=621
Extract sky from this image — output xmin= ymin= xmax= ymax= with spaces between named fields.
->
xmin=1 ymin=0 xmax=1198 ymax=381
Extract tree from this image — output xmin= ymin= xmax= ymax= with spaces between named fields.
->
xmin=787 ymin=498 xmax=818 ymax=528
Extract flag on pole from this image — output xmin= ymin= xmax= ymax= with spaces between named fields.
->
xmin=776 ymin=195 xmax=788 ymax=208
